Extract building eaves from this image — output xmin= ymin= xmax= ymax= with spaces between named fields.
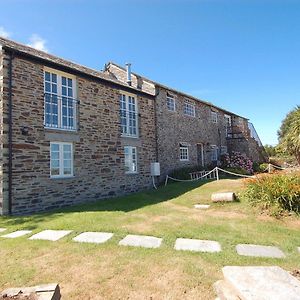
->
xmin=0 ymin=37 xmax=154 ymax=97
xmin=106 ymin=61 xmax=248 ymax=120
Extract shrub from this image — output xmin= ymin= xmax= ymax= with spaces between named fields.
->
xmin=221 ymin=152 xmax=253 ymax=174
xmin=258 ymin=163 xmax=269 ymax=173
xmin=239 ymin=172 xmax=300 ymax=216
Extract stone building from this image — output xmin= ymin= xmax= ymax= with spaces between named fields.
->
xmin=0 ymin=37 xmax=265 ymax=215
xmin=105 ymin=62 xmax=266 ymax=179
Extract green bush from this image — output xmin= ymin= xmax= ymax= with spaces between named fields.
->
xmin=223 ymin=167 xmax=251 ymax=176
xmin=169 ymin=166 xmax=205 ymax=180
xmin=258 ymin=163 xmax=269 ymax=172
xmin=239 ymin=172 xmax=300 ymax=216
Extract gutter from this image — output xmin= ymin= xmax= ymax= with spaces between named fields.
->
xmin=7 ymin=51 xmax=14 ymax=215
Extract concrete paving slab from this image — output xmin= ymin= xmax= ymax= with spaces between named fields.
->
xmin=174 ymin=238 xmax=221 ymax=252
xmin=297 ymin=247 xmax=300 ymax=254
xmin=236 ymin=244 xmax=285 ymax=258
xmin=0 ymin=228 xmax=6 ymax=232
xmin=1 ymin=230 xmax=32 ymax=238
xmin=29 ymin=230 xmax=72 ymax=241
xmin=194 ymin=204 xmax=210 ymax=209
xmin=73 ymin=232 xmax=113 ymax=244
xmin=119 ymin=234 xmax=162 ymax=249
xmin=222 ymin=266 xmax=300 ymax=300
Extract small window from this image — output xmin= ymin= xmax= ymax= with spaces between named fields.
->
xmin=50 ymin=142 xmax=73 ymax=178
xmin=211 ymin=145 xmax=218 ymax=161
xmin=180 ymin=144 xmax=189 ymax=161
xmin=184 ymin=102 xmax=195 ymax=117
xmin=221 ymin=146 xmax=228 ymax=155
xmin=211 ymin=111 xmax=218 ymax=123
xmin=124 ymin=146 xmax=138 ymax=173
xmin=166 ymin=94 xmax=176 ymax=111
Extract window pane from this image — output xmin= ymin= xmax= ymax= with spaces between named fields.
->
xmin=62 ymin=76 xmax=67 ymax=86
xmin=45 ymin=72 xmax=50 ymax=81
xmin=51 ymin=73 xmax=57 ymax=83
xmin=51 ymin=144 xmax=59 ymax=152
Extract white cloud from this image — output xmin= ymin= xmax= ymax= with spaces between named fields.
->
xmin=27 ymin=34 xmax=48 ymax=52
xmin=0 ymin=26 xmax=10 ymax=38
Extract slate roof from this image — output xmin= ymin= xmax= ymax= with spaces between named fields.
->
xmin=0 ymin=37 xmax=154 ymax=96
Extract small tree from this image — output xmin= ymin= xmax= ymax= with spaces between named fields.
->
xmin=264 ymin=144 xmax=277 ymax=157
xmin=277 ymin=106 xmax=300 ymax=164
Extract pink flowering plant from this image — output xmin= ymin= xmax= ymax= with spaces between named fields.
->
xmin=221 ymin=151 xmax=253 ymax=174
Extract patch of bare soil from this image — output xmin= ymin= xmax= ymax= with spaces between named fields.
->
xmin=291 ymin=269 xmax=300 ymax=281
xmin=0 ymin=293 xmax=37 ymax=300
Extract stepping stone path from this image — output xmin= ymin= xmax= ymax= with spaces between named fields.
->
xmin=194 ymin=204 xmax=210 ymax=209
xmin=214 ymin=266 xmax=300 ymax=300
xmin=298 ymin=247 xmax=300 ymax=253
xmin=236 ymin=244 xmax=285 ymax=258
xmin=73 ymin=232 xmax=113 ymax=244
xmin=1 ymin=230 xmax=32 ymax=238
xmin=174 ymin=238 xmax=221 ymax=253
xmin=0 ymin=228 xmax=6 ymax=232
xmin=29 ymin=230 xmax=72 ymax=241
xmin=119 ymin=234 xmax=162 ymax=249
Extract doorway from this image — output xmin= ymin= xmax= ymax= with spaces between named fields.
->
xmin=197 ymin=143 xmax=204 ymax=167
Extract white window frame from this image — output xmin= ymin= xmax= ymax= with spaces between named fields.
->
xmin=120 ymin=92 xmax=138 ymax=138
xmin=211 ymin=145 xmax=218 ymax=161
xmin=166 ymin=94 xmax=176 ymax=111
xmin=184 ymin=102 xmax=195 ymax=117
xmin=211 ymin=111 xmax=218 ymax=123
xmin=50 ymin=142 xmax=74 ymax=178
xmin=124 ymin=146 xmax=138 ymax=174
xmin=225 ymin=114 xmax=232 ymax=136
xmin=180 ymin=145 xmax=189 ymax=161
xmin=44 ymin=67 xmax=77 ymax=131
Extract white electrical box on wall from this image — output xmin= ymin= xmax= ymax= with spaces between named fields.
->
xmin=151 ymin=162 xmax=160 ymax=176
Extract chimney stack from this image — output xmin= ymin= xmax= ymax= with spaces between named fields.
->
xmin=126 ymin=63 xmax=132 ymax=86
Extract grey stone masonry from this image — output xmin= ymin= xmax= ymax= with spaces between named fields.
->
xmin=236 ymin=244 xmax=286 ymax=258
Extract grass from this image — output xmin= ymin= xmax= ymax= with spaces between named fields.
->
xmin=0 ymin=179 xmax=299 ymax=299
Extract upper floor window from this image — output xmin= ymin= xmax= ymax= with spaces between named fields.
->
xmin=180 ymin=143 xmax=189 ymax=161
xmin=50 ymin=142 xmax=73 ymax=178
xmin=120 ymin=93 xmax=138 ymax=137
xmin=166 ymin=93 xmax=176 ymax=111
xmin=124 ymin=146 xmax=138 ymax=173
xmin=211 ymin=111 xmax=218 ymax=123
xmin=44 ymin=69 xmax=77 ymax=130
xmin=184 ymin=102 xmax=195 ymax=117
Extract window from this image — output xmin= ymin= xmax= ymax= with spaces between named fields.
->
xmin=44 ymin=69 xmax=77 ymax=130
xmin=124 ymin=146 xmax=138 ymax=173
xmin=211 ymin=145 xmax=218 ymax=161
xmin=211 ymin=111 xmax=218 ymax=123
xmin=221 ymin=146 xmax=228 ymax=155
xmin=120 ymin=94 xmax=138 ymax=137
xmin=180 ymin=144 xmax=189 ymax=161
xmin=166 ymin=94 xmax=176 ymax=111
xmin=50 ymin=142 xmax=73 ymax=178
xmin=184 ymin=102 xmax=195 ymax=117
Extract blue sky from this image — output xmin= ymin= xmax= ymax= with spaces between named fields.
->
xmin=1 ymin=0 xmax=299 ymax=145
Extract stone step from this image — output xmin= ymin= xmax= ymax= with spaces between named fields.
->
xmin=213 ymin=280 xmax=240 ymax=300
xmin=222 ymin=266 xmax=300 ymax=300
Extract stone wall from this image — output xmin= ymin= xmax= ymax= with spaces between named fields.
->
xmin=1 ymin=53 xmax=156 ymax=214
xmin=155 ymin=87 xmax=230 ymax=178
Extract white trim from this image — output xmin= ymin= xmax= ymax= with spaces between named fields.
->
xmin=166 ymin=94 xmax=176 ymax=111
xmin=120 ymin=92 xmax=139 ymax=138
xmin=44 ymin=67 xmax=77 ymax=131
xmin=50 ymin=142 xmax=74 ymax=178
xmin=184 ymin=102 xmax=195 ymax=117
xmin=124 ymin=146 xmax=138 ymax=174
xmin=211 ymin=111 xmax=218 ymax=123
xmin=180 ymin=145 xmax=189 ymax=161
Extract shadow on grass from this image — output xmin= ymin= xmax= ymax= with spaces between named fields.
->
xmin=0 ymin=180 xmax=215 ymax=228
xmin=1 ymin=177 xmax=243 ymax=228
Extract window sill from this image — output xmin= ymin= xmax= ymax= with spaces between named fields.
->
xmin=45 ymin=126 xmax=78 ymax=133
xmin=121 ymin=134 xmax=139 ymax=139
xmin=180 ymin=159 xmax=189 ymax=162
xmin=50 ymin=175 xmax=75 ymax=180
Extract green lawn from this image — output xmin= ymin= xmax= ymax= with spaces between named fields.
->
xmin=0 ymin=179 xmax=299 ymax=299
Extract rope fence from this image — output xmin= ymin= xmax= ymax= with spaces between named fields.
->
xmin=164 ymin=163 xmax=293 ymax=186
